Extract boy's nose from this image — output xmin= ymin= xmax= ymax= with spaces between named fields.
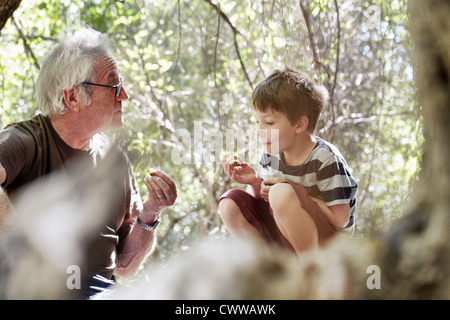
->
xmin=258 ymin=128 xmax=267 ymax=139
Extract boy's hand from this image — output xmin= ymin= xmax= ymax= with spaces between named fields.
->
xmin=224 ymin=154 xmax=258 ymax=186
xmin=260 ymin=178 xmax=287 ymax=202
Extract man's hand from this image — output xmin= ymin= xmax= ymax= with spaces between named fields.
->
xmin=115 ymin=169 xmax=176 ymax=277
xmin=141 ymin=169 xmax=177 ymax=222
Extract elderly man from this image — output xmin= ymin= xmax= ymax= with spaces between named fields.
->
xmin=0 ymin=28 xmax=177 ymax=298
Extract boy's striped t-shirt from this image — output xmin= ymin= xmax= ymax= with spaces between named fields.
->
xmin=257 ymin=137 xmax=358 ymax=232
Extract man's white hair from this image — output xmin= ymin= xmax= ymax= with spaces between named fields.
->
xmin=35 ymin=27 xmax=112 ymax=116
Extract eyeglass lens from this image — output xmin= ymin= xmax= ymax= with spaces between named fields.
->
xmin=115 ymin=79 xmax=123 ymax=97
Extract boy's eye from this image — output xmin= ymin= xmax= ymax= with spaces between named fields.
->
xmin=266 ymin=122 xmax=275 ymax=125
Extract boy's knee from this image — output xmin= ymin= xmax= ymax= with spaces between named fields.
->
xmin=218 ymin=189 xmax=248 ymax=218
xmin=218 ymin=198 xmax=239 ymax=219
xmin=268 ymin=183 xmax=297 ymax=211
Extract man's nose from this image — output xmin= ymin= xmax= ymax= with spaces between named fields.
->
xmin=117 ymin=85 xmax=129 ymax=101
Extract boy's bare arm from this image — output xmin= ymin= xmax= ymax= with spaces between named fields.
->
xmin=310 ymin=197 xmax=350 ymax=228
xmin=249 ymin=179 xmax=262 ymax=198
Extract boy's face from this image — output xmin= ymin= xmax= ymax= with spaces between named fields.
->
xmin=253 ymin=107 xmax=299 ymax=155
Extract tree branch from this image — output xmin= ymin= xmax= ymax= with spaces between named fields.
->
xmin=11 ymin=16 xmax=40 ymax=70
xmin=203 ymin=0 xmax=254 ymax=89
xmin=159 ymin=0 xmax=182 ymax=143
xmin=163 ymin=0 xmax=182 ymax=113
xmin=213 ymin=2 xmax=221 ymax=88
xmin=329 ymin=0 xmax=341 ymax=123
xmin=299 ymin=0 xmax=331 ymax=78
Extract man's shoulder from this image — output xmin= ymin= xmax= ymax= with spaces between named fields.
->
xmin=3 ymin=113 xmax=40 ymax=129
xmin=1 ymin=114 xmax=47 ymax=144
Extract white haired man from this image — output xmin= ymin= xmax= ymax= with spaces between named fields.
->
xmin=0 ymin=28 xmax=177 ymax=298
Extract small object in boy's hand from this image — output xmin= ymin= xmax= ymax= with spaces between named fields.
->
xmin=149 ymin=169 xmax=158 ymax=176
xmin=231 ymin=160 xmax=241 ymax=168
xmin=226 ymin=154 xmax=241 ymax=168
xmin=230 ymin=158 xmax=241 ymax=168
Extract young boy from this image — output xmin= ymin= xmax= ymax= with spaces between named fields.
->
xmin=219 ymin=67 xmax=357 ymax=256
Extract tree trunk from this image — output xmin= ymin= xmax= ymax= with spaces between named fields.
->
xmin=0 ymin=0 xmax=21 ymax=33
xmin=382 ymin=0 xmax=450 ymax=298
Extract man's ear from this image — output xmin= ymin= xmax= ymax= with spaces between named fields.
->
xmin=62 ymin=87 xmax=81 ymax=112
xmin=295 ymin=115 xmax=309 ymax=133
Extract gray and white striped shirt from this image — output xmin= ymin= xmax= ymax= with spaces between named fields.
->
xmin=257 ymin=137 xmax=358 ymax=231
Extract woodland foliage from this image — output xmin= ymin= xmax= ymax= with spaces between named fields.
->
xmin=0 ymin=0 xmax=421 ymax=267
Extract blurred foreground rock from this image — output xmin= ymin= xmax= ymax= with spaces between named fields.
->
xmin=0 ymin=152 xmax=124 ymax=299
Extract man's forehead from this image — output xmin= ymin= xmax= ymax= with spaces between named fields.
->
xmin=107 ymin=71 xmax=119 ymax=79
xmin=94 ymin=55 xmax=119 ymax=79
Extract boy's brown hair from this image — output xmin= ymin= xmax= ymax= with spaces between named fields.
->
xmin=251 ymin=67 xmax=329 ymax=133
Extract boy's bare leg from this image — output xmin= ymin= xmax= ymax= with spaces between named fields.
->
xmin=218 ymin=198 xmax=262 ymax=240
xmin=269 ymin=183 xmax=318 ymax=256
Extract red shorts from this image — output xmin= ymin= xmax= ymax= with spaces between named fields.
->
xmin=219 ymin=184 xmax=337 ymax=252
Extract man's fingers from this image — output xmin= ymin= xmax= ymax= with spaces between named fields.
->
xmin=147 ymin=170 xmax=177 ymax=194
xmin=145 ymin=171 xmax=177 ymax=205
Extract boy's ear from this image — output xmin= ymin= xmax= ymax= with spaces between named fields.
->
xmin=295 ymin=115 xmax=309 ymax=133
xmin=62 ymin=87 xmax=82 ymax=112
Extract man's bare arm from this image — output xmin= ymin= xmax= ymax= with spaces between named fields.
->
xmin=115 ymin=170 xmax=177 ymax=277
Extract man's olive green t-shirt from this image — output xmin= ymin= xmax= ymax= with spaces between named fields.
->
xmin=0 ymin=114 xmax=141 ymax=280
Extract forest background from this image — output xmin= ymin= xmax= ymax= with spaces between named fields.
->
xmin=0 ymin=0 xmax=421 ymax=272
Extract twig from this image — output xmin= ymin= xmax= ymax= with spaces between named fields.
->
xmin=299 ymin=0 xmax=331 ymax=78
xmin=11 ymin=17 xmax=40 ymax=70
xmin=213 ymin=1 xmax=221 ymax=88
xmin=163 ymin=0 xmax=182 ymax=111
xmin=159 ymin=0 xmax=182 ymax=142
xmin=203 ymin=0 xmax=254 ymax=89
xmin=329 ymin=0 xmax=341 ymax=125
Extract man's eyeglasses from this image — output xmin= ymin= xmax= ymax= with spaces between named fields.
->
xmin=82 ymin=77 xmax=123 ymax=97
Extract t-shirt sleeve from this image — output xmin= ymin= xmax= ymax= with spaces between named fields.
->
xmin=115 ymin=150 xmax=143 ymax=241
xmin=0 ymin=127 xmax=36 ymax=187
xmin=316 ymin=154 xmax=356 ymax=207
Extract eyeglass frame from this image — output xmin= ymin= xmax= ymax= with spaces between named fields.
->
xmin=82 ymin=77 xmax=123 ymax=97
